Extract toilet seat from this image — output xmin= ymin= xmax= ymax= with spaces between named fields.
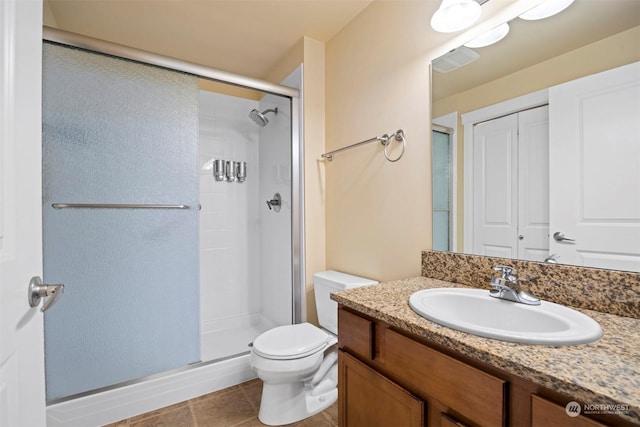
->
xmin=253 ymin=323 xmax=333 ymax=360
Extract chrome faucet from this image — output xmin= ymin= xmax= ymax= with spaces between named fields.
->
xmin=490 ymin=265 xmax=540 ymax=306
xmin=544 ymin=253 xmax=559 ymax=264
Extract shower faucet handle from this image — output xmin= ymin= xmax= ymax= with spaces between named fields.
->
xmin=266 ymin=193 xmax=282 ymax=212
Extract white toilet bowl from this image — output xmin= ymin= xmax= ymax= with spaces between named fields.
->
xmin=250 ymin=271 xmax=377 ymax=426
xmin=250 ymin=323 xmax=338 ymax=426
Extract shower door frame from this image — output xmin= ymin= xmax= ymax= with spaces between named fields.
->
xmin=42 ymin=23 xmax=305 ymax=374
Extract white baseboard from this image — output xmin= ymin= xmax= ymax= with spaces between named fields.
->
xmin=46 ymin=355 xmax=256 ymax=427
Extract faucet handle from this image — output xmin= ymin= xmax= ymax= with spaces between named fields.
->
xmin=493 ymin=265 xmax=518 ymax=279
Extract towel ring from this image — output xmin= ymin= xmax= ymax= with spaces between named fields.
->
xmin=382 ymin=130 xmax=406 ymax=162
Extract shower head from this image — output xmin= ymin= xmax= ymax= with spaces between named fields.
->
xmin=249 ymin=107 xmax=278 ymax=127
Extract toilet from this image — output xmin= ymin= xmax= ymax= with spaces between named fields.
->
xmin=250 ymin=270 xmax=377 ymax=426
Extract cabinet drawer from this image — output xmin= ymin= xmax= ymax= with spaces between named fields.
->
xmin=338 ymin=308 xmax=374 ymax=360
xmin=339 ymin=351 xmax=424 ymax=427
xmin=383 ymin=328 xmax=506 ymax=427
xmin=531 ymin=395 xmax=606 ymax=427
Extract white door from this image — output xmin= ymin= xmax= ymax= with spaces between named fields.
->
xmin=0 ymin=0 xmax=46 ymax=426
xmin=472 ymin=106 xmax=549 ymax=261
xmin=549 ymin=62 xmax=640 ymax=271
xmin=473 ymin=113 xmax=519 ymax=258
xmin=517 ymin=106 xmax=550 ymax=261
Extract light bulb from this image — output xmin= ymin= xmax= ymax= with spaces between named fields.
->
xmin=464 ymin=23 xmax=510 ymax=48
xmin=431 ymin=0 xmax=482 ymax=33
xmin=519 ymin=0 xmax=575 ymax=21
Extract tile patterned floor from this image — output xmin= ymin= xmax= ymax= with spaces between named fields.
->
xmin=106 ymin=379 xmax=338 ymax=427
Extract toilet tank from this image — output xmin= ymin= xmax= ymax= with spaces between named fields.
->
xmin=313 ymin=270 xmax=377 ymax=335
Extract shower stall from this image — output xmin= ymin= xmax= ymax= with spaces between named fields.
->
xmin=42 ymin=31 xmax=303 ymax=426
xmin=198 ymin=89 xmax=295 ymax=362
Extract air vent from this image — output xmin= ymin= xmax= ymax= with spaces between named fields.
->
xmin=432 ymin=46 xmax=480 ymax=73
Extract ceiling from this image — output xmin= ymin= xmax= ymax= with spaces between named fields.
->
xmin=433 ymin=0 xmax=640 ymax=101
xmin=44 ymin=0 xmax=375 ymax=80
xmin=44 ymin=0 xmax=640 ymax=96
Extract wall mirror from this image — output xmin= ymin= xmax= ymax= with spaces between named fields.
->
xmin=431 ymin=0 xmax=640 ymax=272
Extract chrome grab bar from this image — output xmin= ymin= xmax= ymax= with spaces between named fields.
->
xmin=52 ymin=203 xmax=190 ymax=210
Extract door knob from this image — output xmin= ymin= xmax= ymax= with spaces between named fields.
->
xmin=28 ymin=276 xmax=64 ymax=312
xmin=553 ymin=232 xmax=575 ymax=243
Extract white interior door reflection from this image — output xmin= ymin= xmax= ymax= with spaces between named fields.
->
xmin=549 ymin=62 xmax=640 ymax=271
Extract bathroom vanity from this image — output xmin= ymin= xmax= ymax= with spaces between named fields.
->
xmin=333 ymin=276 xmax=640 ymax=427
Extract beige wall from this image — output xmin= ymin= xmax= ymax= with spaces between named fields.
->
xmin=198 ymin=79 xmax=262 ymax=100
xmin=324 ymin=1 xmax=431 ymax=283
xmin=433 ymin=26 xmax=640 ymax=117
xmin=43 ymin=0 xmax=57 ymax=27
xmin=323 ymin=0 xmax=531 ymax=283
xmin=266 ymin=37 xmax=326 ymax=324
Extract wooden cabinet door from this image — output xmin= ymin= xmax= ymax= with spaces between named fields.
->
xmin=383 ymin=328 xmax=506 ymax=426
xmin=339 ymin=351 xmax=424 ymax=427
xmin=531 ymin=395 xmax=607 ymax=427
xmin=440 ymin=413 xmax=469 ymax=427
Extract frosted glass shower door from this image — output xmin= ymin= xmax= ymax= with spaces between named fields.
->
xmin=432 ymin=130 xmax=452 ymax=251
xmin=42 ymin=44 xmax=200 ymax=401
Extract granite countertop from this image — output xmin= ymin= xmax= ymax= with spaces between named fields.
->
xmin=331 ymin=277 xmax=640 ymax=424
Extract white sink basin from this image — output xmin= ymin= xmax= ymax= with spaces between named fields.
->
xmin=409 ymin=288 xmax=602 ymax=345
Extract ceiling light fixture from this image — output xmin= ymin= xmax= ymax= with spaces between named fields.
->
xmin=464 ymin=22 xmax=510 ymax=48
xmin=519 ymin=0 xmax=574 ymax=21
xmin=431 ymin=0 xmax=482 ymax=33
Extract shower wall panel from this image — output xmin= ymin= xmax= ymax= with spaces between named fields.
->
xmin=198 ymin=91 xmax=262 ymax=346
xmin=259 ymin=92 xmax=294 ymax=327
xmin=42 ymin=43 xmax=200 ymax=401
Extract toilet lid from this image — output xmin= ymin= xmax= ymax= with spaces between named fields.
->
xmin=253 ymin=323 xmax=331 ymax=360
